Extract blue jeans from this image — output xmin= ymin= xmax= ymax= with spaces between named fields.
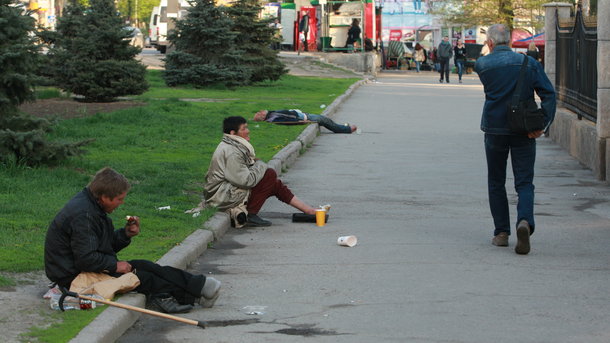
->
xmin=415 ymin=60 xmax=421 ymax=72
xmin=484 ymin=134 xmax=536 ymax=236
xmin=307 ymin=114 xmax=352 ymax=133
xmin=455 ymin=60 xmax=464 ymax=80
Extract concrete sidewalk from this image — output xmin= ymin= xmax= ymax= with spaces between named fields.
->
xmin=118 ymin=70 xmax=610 ymax=343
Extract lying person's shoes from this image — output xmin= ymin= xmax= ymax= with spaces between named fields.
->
xmin=199 ymin=276 xmax=221 ymax=308
xmin=151 ymin=295 xmax=193 ymax=313
xmin=247 ymin=214 xmax=272 ymax=227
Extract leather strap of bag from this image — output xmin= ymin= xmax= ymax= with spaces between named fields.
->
xmin=510 ymin=55 xmax=529 ymax=110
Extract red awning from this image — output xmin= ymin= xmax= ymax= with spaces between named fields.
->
xmin=511 ymin=30 xmax=545 ymax=48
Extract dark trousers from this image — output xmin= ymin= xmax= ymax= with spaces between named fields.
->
xmin=439 ymin=57 xmax=450 ymax=81
xmin=129 ymin=260 xmax=205 ymax=305
xmin=247 ymin=168 xmax=295 ymax=214
xmin=484 ymin=134 xmax=536 ymax=236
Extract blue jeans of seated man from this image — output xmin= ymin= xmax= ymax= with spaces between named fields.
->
xmin=307 ymin=114 xmax=352 ymax=133
xmin=455 ymin=60 xmax=464 ymax=80
xmin=484 ymin=133 xmax=536 ymax=236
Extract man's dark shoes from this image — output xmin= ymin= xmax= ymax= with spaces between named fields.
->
xmin=492 ymin=232 xmax=509 ymax=247
xmin=515 ymin=220 xmax=531 ymax=255
xmin=199 ymin=276 xmax=221 ymax=308
xmin=247 ymin=214 xmax=272 ymax=227
xmin=150 ymin=295 xmax=193 ymax=313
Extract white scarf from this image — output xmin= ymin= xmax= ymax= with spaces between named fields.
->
xmin=223 ymin=134 xmax=256 ymax=165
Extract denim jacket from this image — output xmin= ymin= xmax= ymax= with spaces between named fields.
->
xmin=475 ymin=46 xmax=556 ymax=135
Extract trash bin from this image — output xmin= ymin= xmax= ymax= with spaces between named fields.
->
xmin=321 ymin=37 xmax=332 ymax=51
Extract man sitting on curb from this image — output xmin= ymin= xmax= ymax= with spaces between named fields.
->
xmin=253 ymin=109 xmax=357 ymax=134
xmin=44 ymin=167 xmax=221 ymax=314
xmin=204 ymin=116 xmax=319 ymax=227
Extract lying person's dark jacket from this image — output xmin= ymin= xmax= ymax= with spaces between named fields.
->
xmin=264 ymin=109 xmax=307 ymax=122
xmin=44 ymin=188 xmax=131 ymax=287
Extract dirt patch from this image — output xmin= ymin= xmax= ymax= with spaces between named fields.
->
xmin=19 ymin=98 xmax=145 ymax=119
xmin=0 ymin=272 xmax=56 ymax=343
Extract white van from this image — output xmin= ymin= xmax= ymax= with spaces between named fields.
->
xmin=148 ymin=6 xmax=161 ymax=48
xmin=150 ymin=0 xmax=192 ymax=53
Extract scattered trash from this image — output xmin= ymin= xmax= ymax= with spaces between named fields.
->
xmin=282 ymin=289 xmax=287 ymax=293
xmin=319 ymin=204 xmax=331 ymax=212
xmin=242 ymin=305 xmax=267 ymax=315
xmin=337 ymin=235 xmax=357 ymax=247
xmin=573 ymin=193 xmax=577 ymax=197
xmin=157 ymin=206 xmax=171 ymax=210
xmin=254 ymin=125 xmax=260 ymax=128
xmin=192 ymin=212 xmax=201 ymax=218
xmin=246 ymin=311 xmax=264 ymax=315
xmin=320 ymin=104 xmax=326 ymax=109
xmin=356 ymin=128 xmax=362 ymax=135
xmin=43 ymin=286 xmax=61 ymax=299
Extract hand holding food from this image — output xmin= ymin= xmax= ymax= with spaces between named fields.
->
xmin=125 ymin=215 xmax=140 ymax=237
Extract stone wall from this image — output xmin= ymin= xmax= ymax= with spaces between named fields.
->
xmin=544 ymin=2 xmax=609 ymax=181
xmin=314 ymin=51 xmax=381 ymax=76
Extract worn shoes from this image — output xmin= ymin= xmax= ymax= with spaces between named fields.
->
xmin=492 ymin=220 xmax=532 ymax=255
xmin=199 ymin=277 xmax=221 ymax=308
xmin=247 ymin=214 xmax=272 ymax=227
xmin=515 ymin=220 xmax=531 ymax=255
xmin=492 ymin=232 xmax=509 ymax=247
xmin=150 ymin=294 xmax=193 ymax=313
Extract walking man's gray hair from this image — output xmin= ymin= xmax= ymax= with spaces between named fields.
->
xmin=487 ymin=24 xmax=511 ymax=46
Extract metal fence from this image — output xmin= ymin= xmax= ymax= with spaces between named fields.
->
xmin=555 ymin=8 xmax=598 ymax=122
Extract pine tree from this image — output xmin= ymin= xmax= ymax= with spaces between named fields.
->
xmin=163 ymin=0 xmax=252 ymax=87
xmin=225 ymin=0 xmax=287 ymax=83
xmin=0 ymin=0 xmax=37 ymax=112
xmin=48 ymin=0 xmax=148 ymax=102
xmin=0 ymin=0 xmax=89 ymax=166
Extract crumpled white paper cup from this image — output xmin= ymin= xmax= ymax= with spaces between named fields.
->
xmin=337 ymin=235 xmax=357 ymax=247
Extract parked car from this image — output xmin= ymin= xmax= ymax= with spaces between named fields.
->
xmin=124 ymin=26 xmax=144 ymax=48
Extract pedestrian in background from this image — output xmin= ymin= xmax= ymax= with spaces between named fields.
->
xmin=429 ymin=47 xmax=439 ymax=72
xmin=414 ymin=43 xmax=425 ymax=72
xmin=346 ymin=19 xmax=361 ymax=52
xmin=454 ymin=39 xmax=467 ymax=83
xmin=527 ymin=41 xmax=539 ymax=61
xmin=474 ymin=24 xmax=556 ymax=255
xmin=480 ymin=40 xmax=490 ymax=57
xmin=437 ymin=36 xmax=453 ymax=83
xmin=270 ymin=18 xmax=283 ymax=51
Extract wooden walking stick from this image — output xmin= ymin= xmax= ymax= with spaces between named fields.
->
xmin=58 ymin=287 xmax=206 ymax=328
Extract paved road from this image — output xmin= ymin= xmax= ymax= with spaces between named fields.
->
xmin=119 ymin=71 xmax=610 ymax=343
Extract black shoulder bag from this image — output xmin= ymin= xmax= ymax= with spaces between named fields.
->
xmin=507 ymin=56 xmax=545 ymax=134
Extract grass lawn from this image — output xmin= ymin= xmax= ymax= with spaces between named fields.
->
xmin=1 ymin=70 xmax=359 ymax=342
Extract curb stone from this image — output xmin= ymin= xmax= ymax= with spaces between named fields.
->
xmin=69 ymin=77 xmax=367 ymax=343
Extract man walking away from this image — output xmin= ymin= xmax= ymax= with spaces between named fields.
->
xmin=474 ymin=24 xmax=556 ymax=255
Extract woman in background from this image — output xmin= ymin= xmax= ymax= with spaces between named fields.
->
xmin=454 ymin=39 xmax=467 ymax=83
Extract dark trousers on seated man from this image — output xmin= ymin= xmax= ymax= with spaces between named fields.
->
xmin=247 ymin=168 xmax=295 ymax=216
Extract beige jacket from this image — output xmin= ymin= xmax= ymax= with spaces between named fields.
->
xmin=204 ymin=134 xmax=267 ymax=211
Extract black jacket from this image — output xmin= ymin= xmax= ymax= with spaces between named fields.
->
xmin=44 ymin=188 xmax=131 ymax=287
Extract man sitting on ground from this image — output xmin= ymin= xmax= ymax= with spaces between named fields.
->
xmin=253 ymin=109 xmax=357 ymax=134
xmin=44 ymin=167 xmax=221 ymax=314
xmin=204 ymin=116 xmax=319 ymax=227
